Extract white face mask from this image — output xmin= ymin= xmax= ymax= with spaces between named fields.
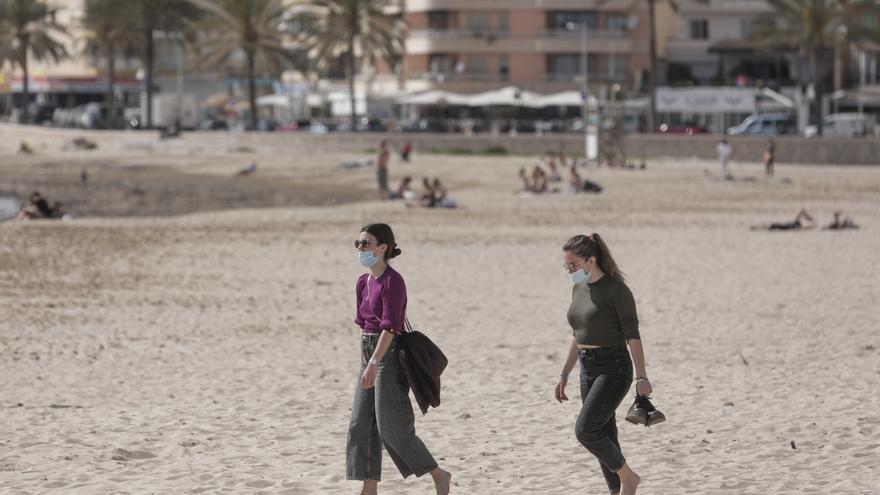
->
xmin=569 ymin=268 xmax=590 ymax=285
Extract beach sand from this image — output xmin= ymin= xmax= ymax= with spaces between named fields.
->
xmin=1 ymin=144 xmax=879 ymax=494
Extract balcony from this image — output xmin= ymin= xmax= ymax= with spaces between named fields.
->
xmin=410 ymin=29 xmax=509 ymax=40
xmin=544 ymin=72 xmax=629 ymax=83
xmin=423 ymin=72 xmax=510 ymax=83
xmin=541 ymin=28 xmax=628 ymax=39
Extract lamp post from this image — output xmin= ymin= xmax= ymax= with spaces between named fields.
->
xmin=566 ymin=20 xmax=592 ymax=162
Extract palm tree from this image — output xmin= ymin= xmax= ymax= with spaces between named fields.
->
xmin=754 ymin=0 xmax=880 ymax=136
xmin=188 ymin=0 xmax=293 ymax=130
xmin=294 ymin=0 xmax=405 ymax=130
xmin=0 ymin=0 xmax=67 ymax=124
xmin=134 ymin=0 xmax=202 ymax=129
xmin=81 ymin=0 xmax=139 ymax=129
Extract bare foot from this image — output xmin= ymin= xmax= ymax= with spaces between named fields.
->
xmin=619 ymin=471 xmax=640 ymax=495
xmin=361 ymin=480 xmax=378 ymax=495
xmin=431 ymin=467 xmax=452 ymax=495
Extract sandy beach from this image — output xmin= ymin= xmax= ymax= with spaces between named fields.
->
xmin=1 ymin=140 xmax=879 ymax=494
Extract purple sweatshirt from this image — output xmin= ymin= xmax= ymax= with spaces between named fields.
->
xmin=354 ymin=266 xmax=407 ymax=335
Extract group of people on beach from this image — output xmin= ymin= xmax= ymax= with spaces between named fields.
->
xmin=390 ymin=176 xmax=455 ymax=208
xmin=520 ymin=154 xmax=603 ymax=195
xmin=374 ymin=141 xmax=456 ymax=208
xmin=753 ymin=208 xmax=859 ymax=231
xmin=349 ymin=223 xmax=650 ymax=495
xmin=13 ymin=191 xmax=66 ymax=221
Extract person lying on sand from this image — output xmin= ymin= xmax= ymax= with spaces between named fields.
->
xmin=751 ymin=208 xmax=816 ymax=231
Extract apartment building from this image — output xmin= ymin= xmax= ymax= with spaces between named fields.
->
xmin=664 ymin=0 xmax=796 ymax=86
xmin=401 ymin=0 xmax=676 ymax=95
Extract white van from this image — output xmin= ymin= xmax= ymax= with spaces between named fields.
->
xmin=804 ymin=113 xmax=877 ymax=138
xmin=727 ymin=113 xmax=796 ymax=136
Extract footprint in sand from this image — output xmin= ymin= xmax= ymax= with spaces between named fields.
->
xmin=245 ymin=480 xmax=274 ymax=488
xmin=0 ymin=462 xmax=32 ymax=472
xmin=111 ymin=448 xmax=157 ymax=461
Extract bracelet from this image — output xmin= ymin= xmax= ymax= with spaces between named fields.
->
xmin=369 ymin=357 xmax=379 ymax=366
xmin=560 ymin=373 xmax=569 ymax=379
xmin=636 ymin=377 xmax=649 ymax=382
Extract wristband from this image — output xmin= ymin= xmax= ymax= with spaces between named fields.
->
xmin=636 ymin=377 xmax=649 ymax=382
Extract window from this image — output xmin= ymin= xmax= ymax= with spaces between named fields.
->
xmin=547 ymin=54 xmax=598 ymax=77
xmin=689 ymin=19 xmax=709 ymax=40
xmin=428 ymin=11 xmax=450 ymax=30
xmin=548 ymin=11 xmax=598 ymax=30
xmin=499 ymin=55 xmax=510 ymax=80
xmin=498 ymin=12 xmax=510 ymax=33
xmin=607 ymin=55 xmax=628 ymax=78
xmin=429 ymin=54 xmax=451 ymax=74
xmin=740 ymin=18 xmax=754 ymax=38
xmin=468 ymin=56 xmax=489 ymax=74
xmin=468 ymin=13 xmax=489 ymax=32
xmin=606 ymin=13 xmax=628 ymax=32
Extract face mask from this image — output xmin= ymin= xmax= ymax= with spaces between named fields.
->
xmin=359 ymin=250 xmax=381 ymax=268
xmin=569 ymin=268 xmax=589 ymax=285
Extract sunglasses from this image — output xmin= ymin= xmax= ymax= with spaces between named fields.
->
xmin=561 ymin=260 xmax=588 ymax=273
xmin=354 ymin=239 xmax=374 ymax=249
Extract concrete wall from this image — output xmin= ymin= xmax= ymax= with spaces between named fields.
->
xmin=2 ymin=124 xmax=879 ymax=165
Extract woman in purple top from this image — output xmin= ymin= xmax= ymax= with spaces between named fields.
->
xmin=346 ymin=223 xmax=451 ymax=495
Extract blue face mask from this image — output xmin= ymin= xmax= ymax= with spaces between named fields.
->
xmin=569 ymin=268 xmax=590 ymax=285
xmin=359 ymin=250 xmax=381 ymax=268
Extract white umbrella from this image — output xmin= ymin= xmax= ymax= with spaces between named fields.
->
xmin=256 ymin=94 xmax=292 ymax=107
xmin=532 ymin=90 xmax=598 ymax=108
xmin=397 ymin=90 xmax=470 ymax=106
xmin=463 ymin=86 xmax=543 ymax=108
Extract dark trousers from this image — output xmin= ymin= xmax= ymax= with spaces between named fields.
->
xmin=346 ymin=334 xmax=437 ymax=481
xmin=576 ymin=347 xmax=633 ymax=494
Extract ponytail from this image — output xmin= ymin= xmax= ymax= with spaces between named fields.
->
xmin=562 ymin=232 xmax=625 ymax=281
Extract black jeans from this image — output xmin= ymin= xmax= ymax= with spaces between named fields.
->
xmin=575 ymin=347 xmax=633 ymax=494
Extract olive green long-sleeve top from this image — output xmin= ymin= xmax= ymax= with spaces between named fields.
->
xmin=567 ymin=275 xmax=640 ymax=348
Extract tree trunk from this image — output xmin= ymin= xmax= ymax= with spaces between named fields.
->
xmin=145 ymin=28 xmax=154 ymax=129
xmin=648 ymin=0 xmax=658 ymax=133
xmin=247 ymin=47 xmax=258 ymax=130
xmin=811 ymin=48 xmax=823 ymax=136
xmin=107 ymin=42 xmax=116 ymax=129
xmin=19 ymin=36 xmax=29 ymax=124
xmin=349 ymin=4 xmax=359 ymax=131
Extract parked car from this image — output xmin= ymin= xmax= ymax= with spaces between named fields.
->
xmin=657 ymin=122 xmax=709 ymax=135
xmin=727 ymin=113 xmax=796 ymax=136
xmin=804 ymin=113 xmax=878 ymax=138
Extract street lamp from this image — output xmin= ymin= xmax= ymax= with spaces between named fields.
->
xmin=565 ymin=20 xmax=594 ymax=163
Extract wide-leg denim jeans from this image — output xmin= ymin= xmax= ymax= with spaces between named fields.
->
xmin=576 ymin=347 xmax=633 ymax=494
xmin=346 ymin=334 xmax=438 ymax=481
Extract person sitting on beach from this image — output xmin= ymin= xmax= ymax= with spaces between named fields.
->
xmin=752 ymin=208 xmax=816 ymax=231
xmin=825 ymin=210 xmax=859 ymax=230
xmin=519 ymin=167 xmax=534 ymax=193
xmin=15 ymin=191 xmax=54 ymax=221
xmin=418 ymin=177 xmax=435 ymax=206
xmin=390 ymin=176 xmax=413 ymax=200
xmin=531 ymin=166 xmax=548 ymax=193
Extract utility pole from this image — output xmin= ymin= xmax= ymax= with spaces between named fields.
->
xmin=648 ymin=0 xmax=657 ymax=133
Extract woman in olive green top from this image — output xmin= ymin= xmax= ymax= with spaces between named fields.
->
xmin=554 ymin=233 xmax=652 ymax=495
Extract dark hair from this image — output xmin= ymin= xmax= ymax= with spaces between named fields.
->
xmin=361 ymin=223 xmax=402 ymax=260
xmin=562 ymin=233 xmax=625 ymax=281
